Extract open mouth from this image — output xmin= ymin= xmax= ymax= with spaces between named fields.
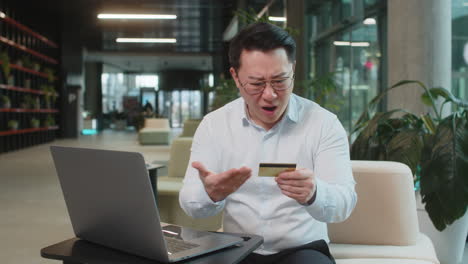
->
xmin=262 ymin=106 xmax=277 ymax=113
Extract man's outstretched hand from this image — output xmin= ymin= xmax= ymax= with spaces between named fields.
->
xmin=192 ymin=161 xmax=252 ymax=202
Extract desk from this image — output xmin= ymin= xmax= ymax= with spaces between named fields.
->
xmin=146 ymin=163 xmax=166 ymax=200
xmin=41 ymin=233 xmax=263 ymax=264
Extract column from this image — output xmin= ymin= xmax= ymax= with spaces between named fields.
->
xmin=387 ymin=0 xmax=451 ymax=115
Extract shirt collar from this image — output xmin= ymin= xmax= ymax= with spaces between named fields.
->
xmin=240 ymin=94 xmax=300 ymax=125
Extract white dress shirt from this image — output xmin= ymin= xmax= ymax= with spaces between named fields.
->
xmin=179 ymin=94 xmax=357 ymax=255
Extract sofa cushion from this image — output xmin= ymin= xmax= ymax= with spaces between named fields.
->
xmin=330 ymin=233 xmax=439 ymax=264
xmin=180 ymin=119 xmax=201 ymax=137
xmin=328 ymin=161 xmax=419 ymax=246
xmin=144 ymin=118 xmax=170 ymax=129
xmin=168 ymin=137 xmax=193 ymax=178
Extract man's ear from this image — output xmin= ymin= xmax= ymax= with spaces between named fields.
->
xmin=229 ymin=67 xmax=241 ymax=90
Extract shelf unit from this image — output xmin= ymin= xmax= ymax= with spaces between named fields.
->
xmin=0 ymin=9 xmax=60 ymax=153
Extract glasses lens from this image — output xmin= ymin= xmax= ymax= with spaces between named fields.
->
xmin=245 ymin=83 xmax=265 ymax=94
xmin=271 ymin=78 xmax=291 ymax=90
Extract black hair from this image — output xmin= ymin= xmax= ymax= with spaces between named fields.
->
xmin=228 ymin=22 xmax=296 ymax=70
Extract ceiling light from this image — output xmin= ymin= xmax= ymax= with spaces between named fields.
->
xmin=351 ymin=42 xmax=370 ymax=47
xmin=116 ymin=38 xmax=177 ymax=43
xmin=268 ymin=16 xmax=286 ymax=22
xmin=333 ymin=41 xmax=351 ymax=46
xmin=333 ymin=41 xmax=370 ymax=47
xmin=0 ymin=11 xmax=5 ymax=18
xmin=363 ymin=18 xmax=376 ymax=25
xmin=98 ymin=14 xmax=177 ymax=19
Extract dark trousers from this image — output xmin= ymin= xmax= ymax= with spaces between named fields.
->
xmin=240 ymin=240 xmax=335 ymax=264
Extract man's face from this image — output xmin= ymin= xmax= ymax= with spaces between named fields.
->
xmin=230 ymin=48 xmax=295 ymax=130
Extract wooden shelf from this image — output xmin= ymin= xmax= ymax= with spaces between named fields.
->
xmin=0 ymin=61 xmax=56 ymax=80
xmin=0 ymin=126 xmax=59 ymax=136
xmin=0 ymin=36 xmax=58 ymax=64
xmin=0 ymin=12 xmax=58 ymax=48
xmin=0 ymin=84 xmax=58 ymax=96
xmin=0 ymin=108 xmax=59 ymax=113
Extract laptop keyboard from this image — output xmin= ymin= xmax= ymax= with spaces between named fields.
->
xmin=165 ymin=237 xmax=199 ymax=254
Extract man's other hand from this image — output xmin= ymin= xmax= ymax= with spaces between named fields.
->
xmin=192 ymin=161 xmax=252 ymax=202
xmin=276 ymin=168 xmax=316 ymax=205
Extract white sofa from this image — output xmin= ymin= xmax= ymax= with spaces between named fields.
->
xmin=138 ymin=118 xmax=171 ymax=145
xmin=156 ymin=138 xmax=439 ymax=263
xmin=328 ymin=161 xmax=439 ymax=264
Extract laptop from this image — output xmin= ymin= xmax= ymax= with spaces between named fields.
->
xmin=50 ymin=146 xmax=243 ymax=263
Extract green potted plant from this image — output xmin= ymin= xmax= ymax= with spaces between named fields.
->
xmin=7 ymin=119 xmax=18 ymax=130
xmin=44 ymin=114 xmax=55 ymax=127
xmin=1 ymin=94 xmax=10 ymax=108
xmin=0 ymin=50 xmax=11 ymax=84
xmin=205 ymin=76 xmax=239 ymax=112
xmin=30 ymin=118 xmax=40 ymax=128
xmin=23 ymin=94 xmax=33 ymax=109
xmin=351 ymin=80 xmax=468 ymax=231
xmin=43 ymin=67 xmax=55 ymax=83
xmin=298 ymin=72 xmax=345 ymax=114
xmin=350 ymin=80 xmax=468 ymax=263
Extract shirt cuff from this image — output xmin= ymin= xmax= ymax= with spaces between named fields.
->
xmin=304 ymin=177 xmax=329 ymax=214
xmin=198 ymin=186 xmax=226 ymax=208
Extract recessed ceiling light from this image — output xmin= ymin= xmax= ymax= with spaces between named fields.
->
xmin=268 ymin=16 xmax=286 ymax=22
xmin=116 ymin=38 xmax=177 ymax=43
xmin=0 ymin=11 xmax=5 ymax=18
xmin=98 ymin=14 xmax=177 ymax=19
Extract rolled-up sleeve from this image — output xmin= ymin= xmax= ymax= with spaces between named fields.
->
xmin=305 ymin=117 xmax=357 ymax=223
xmin=179 ymin=118 xmax=226 ymax=218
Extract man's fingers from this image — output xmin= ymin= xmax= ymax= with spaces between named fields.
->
xmin=192 ymin=161 xmax=210 ymax=178
xmin=277 ymin=168 xmax=309 ymax=180
xmin=275 ymin=178 xmax=306 ymax=187
xmin=278 ymin=184 xmax=306 ymax=195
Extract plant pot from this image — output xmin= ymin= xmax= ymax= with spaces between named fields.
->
xmin=416 ymin=191 xmax=468 ymax=264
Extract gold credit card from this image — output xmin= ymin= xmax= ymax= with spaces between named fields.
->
xmin=258 ymin=163 xmax=296 ymax=177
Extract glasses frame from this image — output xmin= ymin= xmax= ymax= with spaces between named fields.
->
xmin=236 ymin=71 xmax=295 ymax=95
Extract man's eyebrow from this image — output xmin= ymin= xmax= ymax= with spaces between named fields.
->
xmin=247 ymin=72 xmax=288 ymax=80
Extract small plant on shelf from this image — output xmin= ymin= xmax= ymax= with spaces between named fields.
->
xmin=44 ymin=114 xmax=55 ymax=127
xmin=32 ymin=62 xmax=41 ymax=72
xmin=1 ymin=94 xmax=11 ymax=108
xmin=22 ymin=94 xmax=33 ymax=109
xmin=32 ymin=96 xmax=40 ymax=109
xmin=7 ymin=120 xmax=18 ymax=130
xmin=43 ymin=68 xmax=55 ymax=83
xmin=41 ymin=85 xmax=57 ymax=108
xmin=21 ymin=56 xmax=33 ymax=68
xmin=30 ymin=118 xmax=40 ymax=128
xmin=0 ymin=50 xmax=11 ymax=83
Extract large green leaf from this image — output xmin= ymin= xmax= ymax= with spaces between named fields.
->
xmin=422 ymin=87 xmax=468 ymax=109
xmin=420 ymin=114 xmax=468 ymax=231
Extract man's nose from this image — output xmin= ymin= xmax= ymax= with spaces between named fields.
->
xmin=262 ymin=82 xmax=278 ymax=99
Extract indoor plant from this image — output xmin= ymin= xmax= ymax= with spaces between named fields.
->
xmin=30 ymin=118 xmax=40 ymax=128
xmin=351 ymin=80 xmax=468 ymax=231
xmin=7 ymin=119 xmax=18 ymax=130
xmin=0 ymin=50 xmax=11 ymax=83
xmin=1 ymin=94 xmax=11 ymax=108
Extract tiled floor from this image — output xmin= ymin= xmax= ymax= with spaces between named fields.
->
xmin=0 ymin=129 xmax=467 ymax=264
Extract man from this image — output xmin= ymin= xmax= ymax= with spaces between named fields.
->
xmin=179 ymin=22 xmax=357 ymax=264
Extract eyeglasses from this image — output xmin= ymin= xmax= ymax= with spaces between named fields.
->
xmin=237 ymin=72 xmax=295 ymax=95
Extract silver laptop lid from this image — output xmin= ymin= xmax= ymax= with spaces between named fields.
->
xmin=50 ymin=146 xmax=170 ymax=262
